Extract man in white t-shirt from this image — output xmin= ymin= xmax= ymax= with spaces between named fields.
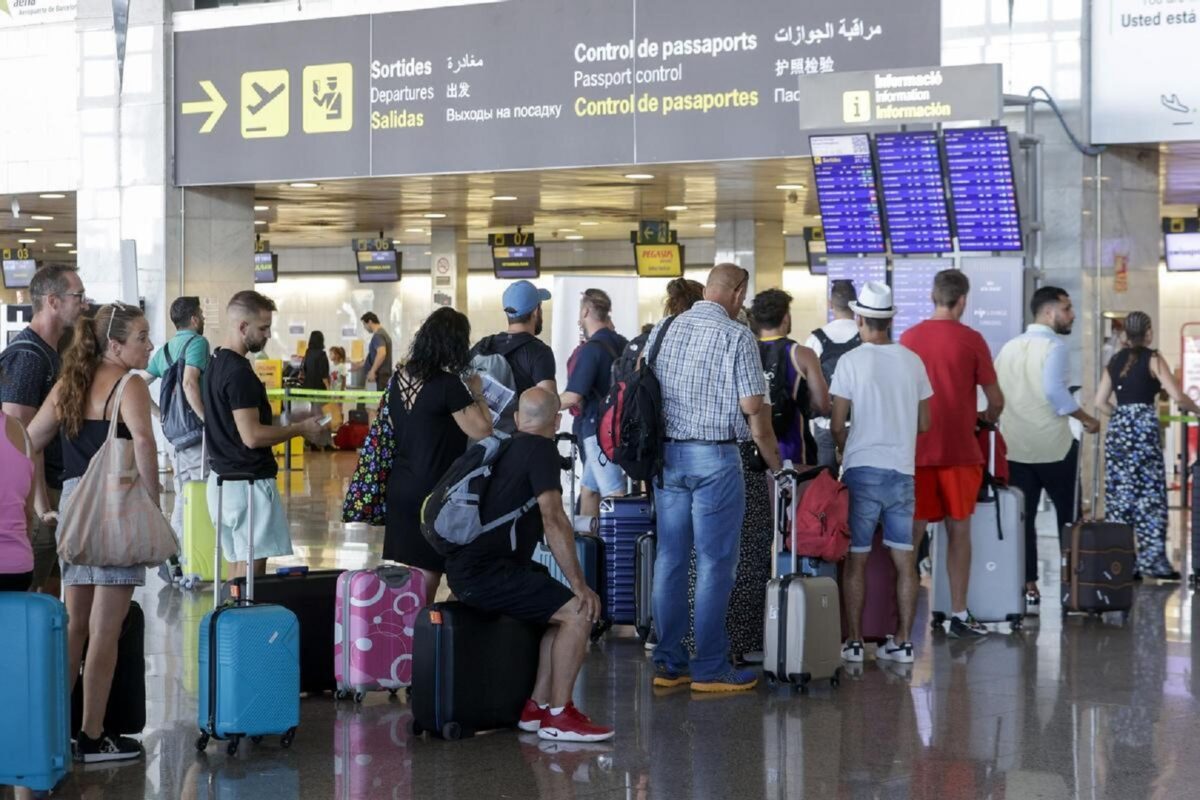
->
xmin=830 ymin=282 xmax=932 ymax=666
xmin=805 ymin=279 xmax=862 ymax=467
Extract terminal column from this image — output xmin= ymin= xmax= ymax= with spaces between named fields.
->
xmin=713 ymin=218 xmax=784 ymax=299
xmin=430 ymin=227 xmax=468 ymax=311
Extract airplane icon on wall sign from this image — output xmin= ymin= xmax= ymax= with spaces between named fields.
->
xmin=241 ymin=69 xmax=290 ymax=138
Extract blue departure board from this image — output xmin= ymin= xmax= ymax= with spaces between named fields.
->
xmin=826 ymin=256 xmax=887 ymax=321
xmin=810 ymin=134 xmax=885 ymax=254
xmin=876 ymin=132 xmax=952 ymax=254
xmin=943 ymin=127 xmax=1023 ymax=252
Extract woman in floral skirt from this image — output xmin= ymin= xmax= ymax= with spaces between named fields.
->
xmin=1093 ymin=311 xmax=1200 ymax=580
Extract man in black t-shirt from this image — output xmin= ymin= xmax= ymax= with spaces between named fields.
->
xmin=470 ymin=280 xmax=558 ymax=396
xmin=203 ymin=291 xmax=322 ymax=577
xmin=446 ymin=388 xmax=613 ymax=743
xmin=0 ymin=264 xmax=87 ymax=595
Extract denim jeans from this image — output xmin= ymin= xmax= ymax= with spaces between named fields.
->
xmin=652 ymin=441 xmax=745 ymax=681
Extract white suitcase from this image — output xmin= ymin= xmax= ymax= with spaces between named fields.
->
xmin=762 ymin=465 xmax=842 ymax=690
xmin=930 ymin=431 xmax=1026 ymax=631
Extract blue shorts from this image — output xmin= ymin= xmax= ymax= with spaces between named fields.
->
xmin=581 ymin=434 xmax=626 ymax=496
xmin=842 ymin=467 xmax=915 ymax=554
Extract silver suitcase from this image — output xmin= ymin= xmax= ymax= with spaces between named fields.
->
xmin=930 ymin=430 xmax=1026 ymax=631
xmin=762 ymin=466 xmax=842 ymax=690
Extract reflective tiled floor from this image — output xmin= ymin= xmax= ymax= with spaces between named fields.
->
xmin=11 ymin=452 xmax=1200 ymax=800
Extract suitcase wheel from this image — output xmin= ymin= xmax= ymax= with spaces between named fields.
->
xmin=354 ymin=691 xmax=367 ymax=704
xmin=388 ymin=688 xmax=400 ymax=698
xmin=250 ymin=736 xmax=263 ymax=745
xmin=195 ymin=733 xmax=210 ymax=752
xmin=281 ymin=728 xmax=296 ymax=749
xmin=226 ymin=737 xmax=240 ymax=756
xmin=409 ymin=718 xmax=424 ymax=737
xmin=441 ymin=722 xmax=463 ymax=741
xmin=335 ymin=689 xmax=350 ymax=701
xmin=830 ymin=668 xmax=842 ymax=689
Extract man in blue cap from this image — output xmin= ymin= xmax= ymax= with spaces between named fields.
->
xmin=470 ymin=280 xmax=558 ymax=432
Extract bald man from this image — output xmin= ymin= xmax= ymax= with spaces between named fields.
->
xmin=444 ymin=388 xmax=614 ymax=743
xmin=203 ymin=290 xmax=323 ymax=577
xmin=644 ymin=263 xmax=781 ymax=694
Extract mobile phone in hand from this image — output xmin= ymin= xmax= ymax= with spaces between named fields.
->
xmin=317 ymin=415 xmax=333 ymax=427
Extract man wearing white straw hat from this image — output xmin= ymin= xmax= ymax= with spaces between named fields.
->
xmin=830 ymin=281 xmax=933 ymax=666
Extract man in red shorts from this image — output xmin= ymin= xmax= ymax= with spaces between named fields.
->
xmin=901 ymin=270 xmax=1004 ymax=638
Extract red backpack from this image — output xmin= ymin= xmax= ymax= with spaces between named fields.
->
xmin=787 ymin=468 xmax=851 ymax=562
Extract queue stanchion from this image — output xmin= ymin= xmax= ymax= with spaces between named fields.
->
xmin=283 ymin=387 xmax=294 ymax=474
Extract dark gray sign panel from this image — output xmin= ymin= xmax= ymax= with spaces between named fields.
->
xmin=174 ymin=0 xmax=940 ymax=185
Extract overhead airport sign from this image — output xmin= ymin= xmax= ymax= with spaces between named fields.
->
xmin=174 ymin=0 xmax=939 ymax=185
xmin=0 ymin=0 xmax=76 ymax=26
xmin=794 ymin=64 xmax=1003 ymax=129
xmin=1091 ymin=0 xmax=1200 ymax=144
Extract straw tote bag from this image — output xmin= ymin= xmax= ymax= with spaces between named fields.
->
xmin=57 ymin=374 xmax=179 ymax=567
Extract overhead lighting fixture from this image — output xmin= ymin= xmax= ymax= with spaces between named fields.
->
xmin=624 ymin=173 xmax=655 ymax=180
xmin=288 ymin=182 xmax=319 ymax=189
xmin=68 ymin=250 xmax=77 ymax=255
xmin=557 ymin=228 xmax=576 ymax=233
xmin=565 ymin=234 xmax=584 ymax=241
xmin=405 ymin=227 xmax=426 ymax=234
xmin=579 ymin=221 xmax=600 ymax=227
xmin=54 ymin=242 xmax=73 ymax=248
xmin=491 ymin=195 xmax=518 ymax=202
xmin=699 ymin=222 xmax=717 ymax=229
xmin=24 ymin=227 xmax=43 ymax=233
xmin=664 ymin=205 xmax=688 ymax=212
xmin=424 ymin=250 xmax=432 ymax=255
xmin=423 ymin=212 xmax=446 ymax=219
xmin=254 ymin=220 xmax=267 ymax=226
xmin=17 ymin=238 xmax=35 ymax=244
xmin=30 ymin=215 xmax=54 ymax=221
xmin=776 ymin=183 xmax=806 ymax=191
xmin=39 ymin=193 xmax=66 ymax=199
xmin=254 ymin=204 xmax=270 ymax=212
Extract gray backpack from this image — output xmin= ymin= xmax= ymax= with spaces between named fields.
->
xmin=420 ymin=434 xmax=537 ymax=556
xmin=469 ymin=335 xmax=532 ymax=434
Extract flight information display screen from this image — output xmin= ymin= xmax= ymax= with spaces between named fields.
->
xmin=876 ymin=132 xmax=952 ymax=254
xmin=943 ymin=127 xmax=1023 ymax=252
xmin=810 ymin=134 xmax=885 ymax=255
xmin=891 ymin=258 xmax=946 ymax=339
xmin=826 ymin=256 xmax=887 ymax=321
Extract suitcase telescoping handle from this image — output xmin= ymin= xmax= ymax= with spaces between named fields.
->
xmin=773 ymin=461 xmax=799 ymax=577
xmin=214 ymin=472 xmax=257 ymax=609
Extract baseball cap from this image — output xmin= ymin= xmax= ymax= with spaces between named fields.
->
xmin=502 ymin=280 xmax=551 ymax=317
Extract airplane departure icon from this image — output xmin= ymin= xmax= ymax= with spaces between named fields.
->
xmin=240 ymin=69 xmax=290 ymax=138
xmin=247 ymin=82 xmax=286 ymax=115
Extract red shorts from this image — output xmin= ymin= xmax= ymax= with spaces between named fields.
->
xmin=914 ymin=464 xmax=984 ymax=523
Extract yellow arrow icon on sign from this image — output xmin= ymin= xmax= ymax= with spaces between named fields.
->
xmin=182 ymin=80 xmax=228 ymax=134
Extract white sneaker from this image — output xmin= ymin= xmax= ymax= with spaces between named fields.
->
xmin=876 ymin=636 xmax=914 ymax=664
xmin=840 ymin=640 xmax=865 ymax=662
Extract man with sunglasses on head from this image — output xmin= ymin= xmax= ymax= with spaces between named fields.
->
xmin=647 ymin=263 xmax=781 ymax=694
xmin=0 ymin=264 xmax=88 ymax=595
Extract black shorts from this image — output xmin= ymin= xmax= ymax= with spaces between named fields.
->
xmin=448 ymin=560 xmax=574 ymax=625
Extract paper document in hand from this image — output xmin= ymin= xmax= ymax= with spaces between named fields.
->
xmin=479 ymin=373 xmax=515 ymax=424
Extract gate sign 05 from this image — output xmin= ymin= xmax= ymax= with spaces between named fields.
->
xmin=173 ymin=0 xmax=940 ymax=185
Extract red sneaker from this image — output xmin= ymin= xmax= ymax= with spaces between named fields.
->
xmin=518 ymin=699 xmax=548 ymax=732
xmin=537 ymin=703 xmax=615 ymax=743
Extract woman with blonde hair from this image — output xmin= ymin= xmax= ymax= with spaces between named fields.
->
xmin=1094 ymin=311 xmax=1200 ymax=580
xmin=26 ymin=302 xmax=157 ymax=762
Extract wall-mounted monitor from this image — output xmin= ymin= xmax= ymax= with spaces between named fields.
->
xmin=493 ymin=244 xmax=540 ymax=279
xmin=804 ymin=229 xmax=828 ymax=275
xmin=826 ymin=256 xmax=887 ymax=322
xmin=356 ymin=249 xmax=401 ymax=283
xmin=1165 ymin=232 xmax=1200 ymax=272
xmin=1 ymin=258 xmax=37 ymax=289
xmin=962 ymin=256 xmax=1025 ymax=358
xmin=943 ymin=127 xmax=1023 ymax=252
xmin=809 ymin=134 xmax=885 ymax=255
xmin=253 ymin=251 xmax=277 ymax=284
xmin=891 ymin=258 xmax=947 ymax=339
xmin=876 ymin=131 xmax=953 ymax=254
xmin=634 ymin=243 xmax=683 ymax=278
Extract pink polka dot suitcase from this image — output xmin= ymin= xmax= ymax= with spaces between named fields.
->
xmin=334 ymin=566 xmax=428 ymax=702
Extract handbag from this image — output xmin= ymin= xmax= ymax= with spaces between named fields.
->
xmin=56 ymin=374 xmax=179 ymax=568
xmin=341 ymin=375 xmax=396 ymax=525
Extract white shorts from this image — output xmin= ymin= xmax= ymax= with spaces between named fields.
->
xmin=206 ymin=474 xmax=294 ymax=563
xmin=581 ymin=434 xmax=626 ymax=496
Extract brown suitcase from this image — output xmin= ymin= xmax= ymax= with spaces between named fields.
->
xmin=1060 ymin=520 xmax=1135 ymax=614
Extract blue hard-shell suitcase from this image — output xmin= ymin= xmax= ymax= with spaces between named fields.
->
xmin=598 ymin=495 xmax=654 ymax=626
xmin=196 ymin=474 xmax=301 ymax=755
xmin=0 ymin=593 xmax=70 ymax=791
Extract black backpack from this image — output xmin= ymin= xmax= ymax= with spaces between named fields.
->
xmin=758 ymin=339 xmax=797 ymax=440
xmin=159 ymin=337 xmax=205 ymax=450
xmin=611 ymin=331 xmax=649 ymax=387
xmin=812 ymin=328 xmax=862 ymax=386
xmin=599 ymin=316 xmax=678 ymax=484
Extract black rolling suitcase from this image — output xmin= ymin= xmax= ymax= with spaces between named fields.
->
xmin=410 ymin=602 xmax=542 ymax=740
xmin=1061 ymin=440 xmax=1135 ymax=616
xmin=634 ymin=532 xmax=655 ymax=642
xmin=71 ymin=601 xmax=145 ymax=737
xmin=224 ymin=567 xmax=343 ymax=694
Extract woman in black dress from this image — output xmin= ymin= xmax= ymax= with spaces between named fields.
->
xmin=383 ymin=308 xmax=493 ymax=600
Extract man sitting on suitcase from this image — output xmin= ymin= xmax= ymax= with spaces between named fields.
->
xmin=444 ymin=387 xmax=614 ymax=743
xmin=831 ymin=282 xmax=932 ymax=665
